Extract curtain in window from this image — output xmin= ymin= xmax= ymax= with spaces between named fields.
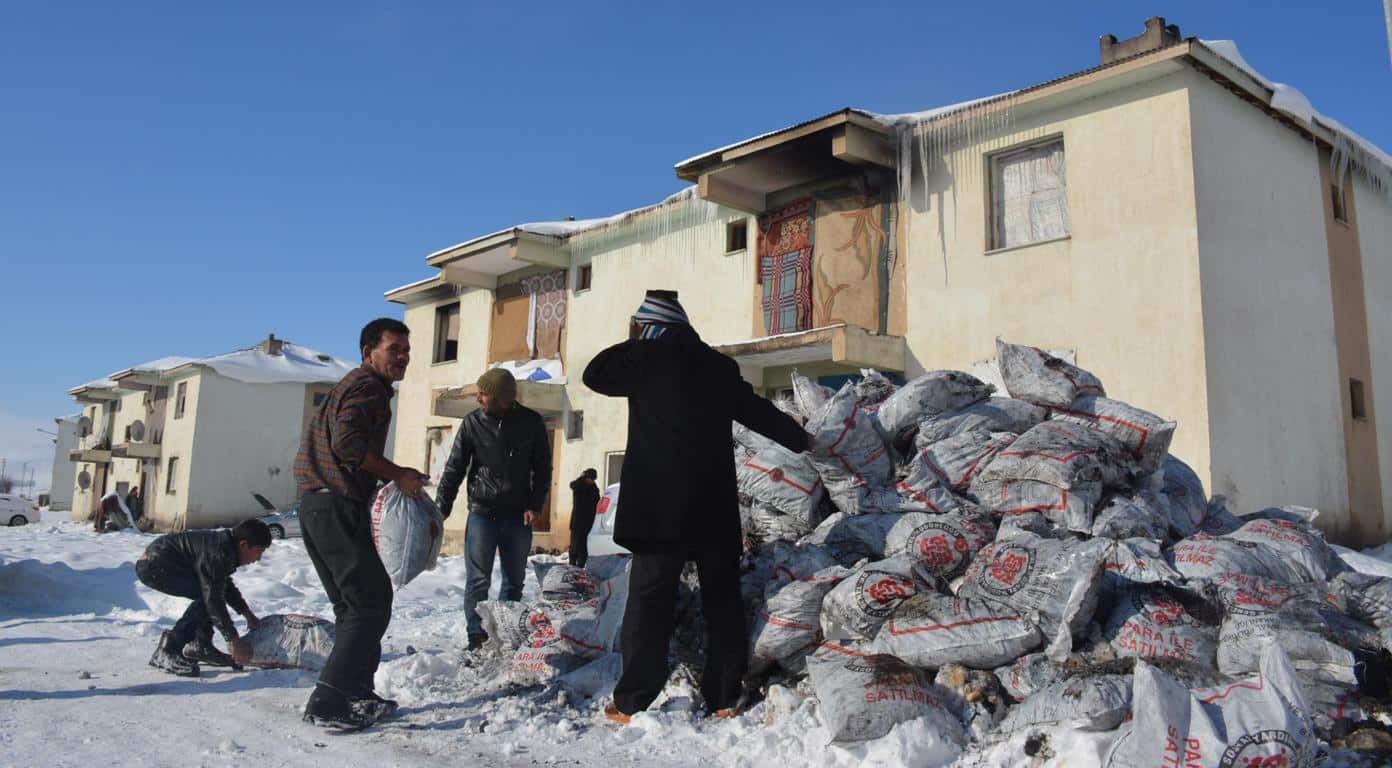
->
xmin=994 ymin=142 xmax=1069 ymax=249
xmin=519 ymin=269 xmax=567 ymax=359
xmin=757 ymin=198 xmax=814 ymax=335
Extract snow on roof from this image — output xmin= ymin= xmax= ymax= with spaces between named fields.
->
xmin=184 ymin=341 xmax=355 ymax=385
xmin=384 ymin=274 xmax=444 ymax=297
xmin=866 ymin=92 xmax=1018 ymax=128
xmin=516 ymin=187 xmax=699 ymax=241
xmin=113 ymin=356 xmax=199 ymax=378
xmin=1199 ymin=39 xmax=1392 ymax=179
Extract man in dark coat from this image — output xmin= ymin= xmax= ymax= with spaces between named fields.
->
xmin=135 ymin=518 xmax=270 ymax=676
xmin=435 ymin=367 xmax=554 ymax=650
xmin=568 ymin=468 xmax=600 ymax=568
xmin=294 ymin=317 xmax=429 ymax=730
xmin=583 ymin=289 xmax=809 ymax=721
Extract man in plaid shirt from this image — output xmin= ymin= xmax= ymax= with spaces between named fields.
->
xmin=294 ymin=317 xmax=429 ymax=730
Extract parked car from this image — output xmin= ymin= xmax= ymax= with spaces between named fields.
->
xmin=1 ymin=494 xmax=40 ymax=526
xmin=251 ymin=493 xmax=301 ymax=539
xmin=586 ymin=483 xmax=629 ymax=557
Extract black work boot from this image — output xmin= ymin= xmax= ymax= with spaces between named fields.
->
xmin=183 ymin=634 xmax=241 ymax=669
xmin=303 ymin=685 xmax=390 ymax=731
xmin=149 ymin=631 xmax=200 ymax=677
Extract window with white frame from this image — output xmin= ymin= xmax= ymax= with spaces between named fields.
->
xmin=605 ymin=452 xmax=624 ymax=486
xmin=989 ymin=138 xmax=1070 ymax=250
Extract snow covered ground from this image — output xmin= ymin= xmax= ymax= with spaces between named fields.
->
xmin=0 ymin=523 xmax=1382 ymax=767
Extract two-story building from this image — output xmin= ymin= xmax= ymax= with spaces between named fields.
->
xmin=388 ymin=19 xmax=1392 ymax=549
xmin=66 ymin=335 xmax=354 ymax=531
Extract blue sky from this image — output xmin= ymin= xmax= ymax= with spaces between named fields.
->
xmin=2 ymin=1 xmax=1389 ymax=490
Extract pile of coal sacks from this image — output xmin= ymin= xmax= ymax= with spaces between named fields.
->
xmin=732 ymin=339 xmax=1392 ymax=763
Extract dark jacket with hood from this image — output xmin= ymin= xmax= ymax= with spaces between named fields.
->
xmin=435 ymin=402 xmax=553 ymax=520
xmin=582 ymin=325 xmax=808 ymax=554
xmin=569 ymin=477 xmax=601 ymax=534
xmin=140 ymin=529 xmax=250 ymax=642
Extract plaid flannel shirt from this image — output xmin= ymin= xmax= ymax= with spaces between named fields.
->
xmin=294 ymin=365 xmax=394 ymax=502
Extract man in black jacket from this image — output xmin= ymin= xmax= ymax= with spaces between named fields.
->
xmin=436 ymin=367 xmax=553 ymax=650
xmin=583 ymin=290 xmax=809 ymax=722
xmin=135 ymin=518 xmax=271 ymax=677
xmin=568 ymin=468 xmax=600 ymax=568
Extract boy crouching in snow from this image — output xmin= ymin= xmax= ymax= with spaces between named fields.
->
xmin=135 ymin=519 xmax=271 ymax=677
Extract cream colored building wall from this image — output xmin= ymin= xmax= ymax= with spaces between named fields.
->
xmin=899 ymin=68 xmax=1213 ymax=485
xmin=152 ymin=371 xmax=201 ymax=529
xmin=394 ymin=287 xmax=489 ymax=547
xmin=180 ymin=371 xmax=309 ymax=529
xmin=1188 ymin=72 xmax=1350 ymax=532
xmin=1356 ymin=174 xmax=1392 ymax=540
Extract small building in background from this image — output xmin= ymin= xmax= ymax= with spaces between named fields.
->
xmin=66 ymin=335 xmax=355 ymax=531
xmin=44 ymin=414 xmax=80 ymax=511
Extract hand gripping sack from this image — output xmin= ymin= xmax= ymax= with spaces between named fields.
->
xmin=808 ymin=645 xmax=966 ymax=750
xmin=957 ymin=534 xmax=1110 ymax=660
xmin=914 ymin=397 xmax=1047 ymax=451
xmin=872 ymin=370 xmax=994 ymax=449
xmin=884 ymin=511 xmax=995 ymax=580
xmin=996 ymin=339 xmax=1106 ymax=408
xmin=1050 ymin=395 xmax=1177 ymax=475
xmin=1105 ymin=644 xmax=1319 ymax=768
xmin=371 ymin=482 xmax=445 ymax=589
xmin=244 ymin=613 xmax=335 ymax=670
xmin=804 ymin=383 xmax=894 ymax=514
xmin=820 ymin=558 xmax=933 ymax=642
xmin=998 ymin=674 xmax=1133 ymax=733
xmin=872 ymin=593 xmax=1042 ymax=670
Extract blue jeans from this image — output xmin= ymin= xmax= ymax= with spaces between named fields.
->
xmin=464 ymin=511 xmax=532 ymax=640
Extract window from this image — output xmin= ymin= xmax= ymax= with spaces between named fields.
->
xmin=433 ymin=302 xmax=460 ymax=363
xmin=1331 ymin=184 xmax=1349 ymax=223
xmin=725 ymin=219 xmax=748 ymax=253
xmin=605 ymin=452 xmax=625 ymax=486
xmin=124 ymin=425 xmax=132 ymax=441
xmin=576 ymin=264 xmax=593 ymax=293
xmin=989 ymin=138 xmax=1069 ymax=250
xmin=165 ymin=457 xmax=178 ymax=493
xmin=567 ymin=410 xmax=584 ymax=441
xmin=112 ymin=399 xmax=122 ymax=413
xmin=174 ymin=382 xmax=187 ymax=419
xmin=1351 ymin=378 xmax=1368 ymax=421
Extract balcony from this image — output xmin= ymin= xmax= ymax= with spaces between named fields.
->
xmin=712 ymin=323 xmax=908 ymax=381
xmin=675 ymin=109 xmax=894 ymax=214
xmin=111 ymin=441 xmax=161 ymax=460
xmin=426 ymin=229 xmax=569 ymax=290
xmin=69 ymin=447 xmax=112 ymax=464
xmin=433 ymin=380 xmax=565 ymax=419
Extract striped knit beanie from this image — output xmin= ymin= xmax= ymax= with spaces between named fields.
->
xmin=632 ymin=290 xmax=689 ymax=340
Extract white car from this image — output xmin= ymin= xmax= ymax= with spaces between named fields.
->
xmin=1 ymin=494 xmax=40 ymax=526
xmin=251 ymin=493 xmax=302 ymax=539
xmin=585 ymin=483 xmax=629 ymax=557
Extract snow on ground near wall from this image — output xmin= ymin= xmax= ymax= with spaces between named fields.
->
xmin=7 ymin=525 xmax=1385 ymax=767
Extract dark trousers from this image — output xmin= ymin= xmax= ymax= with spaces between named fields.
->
xmin=135 ymin=558 xmax=209 ymax=649
xmin=613 ymin=547 xmax=746 ymax=714
xmin=569 ymin=515 xmax=593 ymax=568
xmin=464 ymin=511 xmax=532 ymax=640
xmin=300 ymin=492 xmax=393 ymax=699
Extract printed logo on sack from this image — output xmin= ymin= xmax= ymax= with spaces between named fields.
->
xmin=1221 ymin=583 xmax=1291 ymax=617
xmin=1217 ymin=729 xmax=1300 ymax=768
xmin=768 ymin=467 xmax=786 ymax=483
xmin=856 ymin=572 xmax=915 ymax=618
xmin=907 ymin=521 xmax=974 ymax=575
xmin=522 ymin=611 xmax=560 ymax=649
xmin=980 ymin=544 xmax=1033 ymax=597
